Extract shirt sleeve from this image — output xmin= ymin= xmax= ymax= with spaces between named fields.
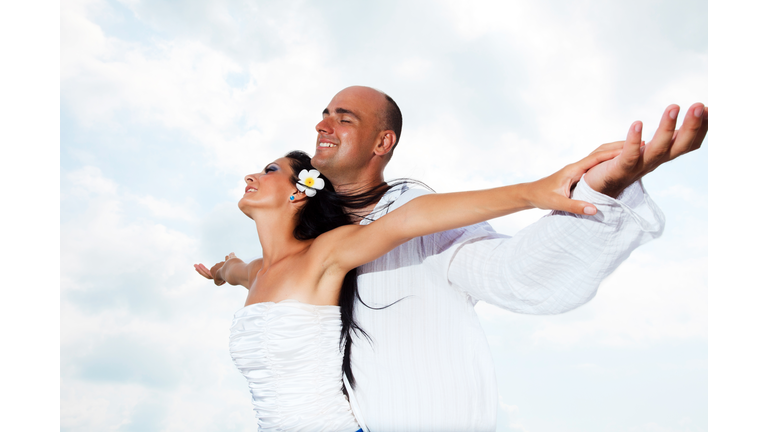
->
xmin=442 ymin=178 xmax=665 ymax=315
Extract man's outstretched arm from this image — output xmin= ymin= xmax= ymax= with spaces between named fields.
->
xmin=585 ymin=103 xmax=708 ymax=198
xmin=443 ymin=105 xmax=706 ymax=314
xmin=445 ymin=178 xmax=664 ymax=314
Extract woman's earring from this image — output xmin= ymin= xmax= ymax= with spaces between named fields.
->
xmin=289 ymin=195 xmax=295 ymax=201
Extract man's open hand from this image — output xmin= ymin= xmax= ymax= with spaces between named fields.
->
xmin=584 ymin=103 xmax=708 ymax=198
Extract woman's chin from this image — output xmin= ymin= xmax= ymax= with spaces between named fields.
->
xmin=238 ymin=198 xmax=253 ymax=213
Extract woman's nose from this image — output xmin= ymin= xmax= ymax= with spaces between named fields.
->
xmin=244 ymin=173 xmax=257 ymax=183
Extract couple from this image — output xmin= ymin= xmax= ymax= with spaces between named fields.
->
xmin=195 ymin=86 xmax=708 ymax=431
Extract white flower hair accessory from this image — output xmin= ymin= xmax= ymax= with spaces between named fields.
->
xmin=296 ymin=169 xmax=325 ymax=197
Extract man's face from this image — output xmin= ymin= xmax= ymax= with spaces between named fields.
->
xmin=312 ymin=86 xmax=385 ymax=181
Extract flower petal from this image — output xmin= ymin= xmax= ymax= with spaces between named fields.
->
xmin=307 ymin=169 xmax=320 ymax=178
xmin=313 ymin=178 xmax=325 ymax=190
xmin=296 ymin=183 xmax=306 ymax=192
xmin=304 ymin=188 xmax=317 ymax=197
xmin=298 ymin=169 xmax=309 ymax=181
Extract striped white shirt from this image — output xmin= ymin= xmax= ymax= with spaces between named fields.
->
xmin=345 ymin=179 xmax=664 ymax=431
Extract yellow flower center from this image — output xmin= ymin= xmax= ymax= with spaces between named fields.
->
xmin=304 ymin=177 xmax=315 ymax=187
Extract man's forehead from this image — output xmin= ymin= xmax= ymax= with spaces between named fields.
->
xmin=324 ymin=87 xmax=384 ymax=116
xmin=322 ymin=106 xmax=360 ymax=118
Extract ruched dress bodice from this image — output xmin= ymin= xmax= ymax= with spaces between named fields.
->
xmin=229 ymin=300 xmax=360 ymax=432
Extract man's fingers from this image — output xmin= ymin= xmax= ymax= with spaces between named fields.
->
xmin=645 ymin=104 xmax=680 ymax=159
xmin=621 ymin=120 xmax=643 ymax=167
xmin=667 ymin=103 xmax=705 ymax=159
xmin=600 ymin=120 xmax=642 ymax=172
xmin=691 ymin=106 xmax=708 ymax=150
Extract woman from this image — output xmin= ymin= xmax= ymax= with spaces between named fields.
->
xmin=194 ymin=146 xmax=620 ymax=431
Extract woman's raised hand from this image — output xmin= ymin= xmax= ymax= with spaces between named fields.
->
xmin=194 ymin=253 xmax=238 ymax=286
xmin=522 ymin=143 xmax=624 ymax=216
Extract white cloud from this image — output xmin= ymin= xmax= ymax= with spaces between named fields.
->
xmin=627 ymin=421 xmax=690 ymax=432
xmin=498 ymin=395 xmax=529 ymax=432
xmin=65 ymin=165 xmax=119 ymax=196
xmin=61 ymin=0 xmax=341 ymax=179
xmin=475 ymin=249 xmax=707 ymax=350
xmin=655 ymin=184 xmax=707 ymax=207
xmin=61 ymin=165 xmax=257 ymax=430
xmin=527 ymin=253 xmax=707 ymax=348
xmin=60 ymin=0 xmax=707 ymax=429
xmin=393 ymin=57 xmax=434 ymax=81
xmin=132 ymin=194 xmax=197 ymax=222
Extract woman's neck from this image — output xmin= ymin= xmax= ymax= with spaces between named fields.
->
xmin=251 ymin=209 xmax=309 ymax=265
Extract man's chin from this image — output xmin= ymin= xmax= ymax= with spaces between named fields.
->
xmin=310 ymin=154 xmax=329 ymax=170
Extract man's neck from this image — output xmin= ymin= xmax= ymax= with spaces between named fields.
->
xmin=327 ymin=174 xmax=389 ymax=225
xmin=346 ymin=203 xmax=377 ymax=225
xmin=329 ymin=172 xmax=385 ymax=194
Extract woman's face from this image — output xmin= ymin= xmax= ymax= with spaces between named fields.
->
xmin=238 ymin=157 xmax=298 ymax=217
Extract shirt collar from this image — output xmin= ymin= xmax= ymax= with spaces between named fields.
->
xmin=359 ymin=182 xmax=411 ymax=226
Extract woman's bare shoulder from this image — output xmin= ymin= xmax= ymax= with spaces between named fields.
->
xmin=311 ymin=225 xmax=363 ymax=251
xmin=246 ymin=258 xmax=264 ymax=281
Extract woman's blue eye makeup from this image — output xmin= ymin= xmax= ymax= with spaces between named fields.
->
xmin=264 ymin=164 xmax=278 ymax=173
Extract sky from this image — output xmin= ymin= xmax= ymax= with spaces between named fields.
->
xmin=10 ymin=0 xmax=764 ymax=430
xmin=54 ymin=0 xmax=713 ymax=431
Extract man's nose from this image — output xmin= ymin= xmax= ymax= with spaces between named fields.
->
xmin=316 ymin=117 xmax=332 ymax=134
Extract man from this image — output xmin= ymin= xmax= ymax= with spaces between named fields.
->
xmin=311 ymin=86 xmax=707 ymax=431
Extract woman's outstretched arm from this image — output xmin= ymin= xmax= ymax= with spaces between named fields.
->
xmin=316 ymin=143 xmax=625 ymax=275
xmin=194 ymin=253 xmax=263 ymax=288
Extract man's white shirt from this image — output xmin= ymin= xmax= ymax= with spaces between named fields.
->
xmin=346 ymin=179 xmax=664 ymax=431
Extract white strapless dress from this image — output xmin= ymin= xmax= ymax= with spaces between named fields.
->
xmin=229 ymin=300 xmax=361 ymax=432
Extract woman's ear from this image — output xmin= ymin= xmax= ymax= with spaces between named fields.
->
xmin=289 ymin=190 xmax=309 ymax=203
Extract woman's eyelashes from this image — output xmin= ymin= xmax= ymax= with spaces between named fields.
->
xmin=264 ymin=164 xmax=278 ymax=173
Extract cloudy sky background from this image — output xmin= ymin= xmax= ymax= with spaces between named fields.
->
xmin=3 ymin=0 xmax=726 ymax=430
xmin=56 ymin=0 xmax=711 ymax=431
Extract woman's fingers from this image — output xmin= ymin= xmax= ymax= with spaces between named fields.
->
xmin=577 ymin=200 xmax=597 ymax=215
xmin=575 ymin=146 xmax=624 ymax=173
xmin=194 ymin=264 xmax=213 ymax=279
xmin=549 ymin=194 xmax=596 ymax=215
xmin=588 ymin=140 xmax=625 ymax=156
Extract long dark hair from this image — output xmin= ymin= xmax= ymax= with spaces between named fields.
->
xmin=283 ymin=150 xmax=394 ymax=393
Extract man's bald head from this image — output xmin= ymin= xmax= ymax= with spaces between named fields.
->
xmin=341 ymin=86 xmax=402 ymax=148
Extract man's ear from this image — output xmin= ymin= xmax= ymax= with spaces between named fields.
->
xmin=373 ymin=130 xmax=397 ymax=156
